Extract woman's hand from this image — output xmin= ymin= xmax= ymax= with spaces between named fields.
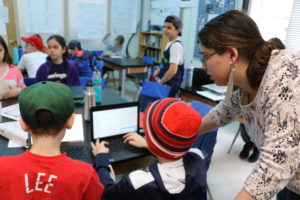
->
xmin=91 ymin=139 xmax=109 ymax=156
xmin=123 ymin=132 xmax=148 ymax=149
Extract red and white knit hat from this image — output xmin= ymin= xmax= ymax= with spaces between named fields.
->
xmin=144 ymin=98 xmax=202 ymax=160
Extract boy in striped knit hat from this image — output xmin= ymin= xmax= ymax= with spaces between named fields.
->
xmin=92 ymin=98 xmax=207 ymax=200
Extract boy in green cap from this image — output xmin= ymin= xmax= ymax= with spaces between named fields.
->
xmin=0 ymin=81 xmax=103 ymax=200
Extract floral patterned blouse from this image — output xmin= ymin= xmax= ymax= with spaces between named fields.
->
xmin=210 ymin=49 xmax=300 ymax=200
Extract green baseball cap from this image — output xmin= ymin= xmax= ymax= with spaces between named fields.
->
xmin=19 ymin=81 xmax=74 ymax=128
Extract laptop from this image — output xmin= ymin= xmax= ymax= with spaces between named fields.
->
xmin=27 ymin=114 xmax=93 ymax=164
xmin=91 ymin=102 xmax=149 ymax=163
xmin=69 ymin=86 xmax=84 ymax=100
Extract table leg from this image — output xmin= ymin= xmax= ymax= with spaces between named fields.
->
xmin=120 ymin=69 xmax=126 ymax=98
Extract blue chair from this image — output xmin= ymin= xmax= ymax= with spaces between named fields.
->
xmin=23 ymin=77 xmax=37 ymax=86
xmin=79 ymin=76 xmax=92 ymax=87
xmin=191 ymin=100 xmax=218 ymax=171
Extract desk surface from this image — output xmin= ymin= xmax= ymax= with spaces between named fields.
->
xmin=180 ymin=87 xmax=220 ymax=107
xmin=100 ymin=57 xmax=154 ymax=68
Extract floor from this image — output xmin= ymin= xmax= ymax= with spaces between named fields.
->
xmin=105 ymin=77 xmax=276 ymax=200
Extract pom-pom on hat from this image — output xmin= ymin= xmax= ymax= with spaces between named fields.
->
xmin=144 ymin=98 xmax=201 ymax=160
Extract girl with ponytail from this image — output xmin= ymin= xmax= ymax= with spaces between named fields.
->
xmin=197 ymin=10 xmax=300 ymax=200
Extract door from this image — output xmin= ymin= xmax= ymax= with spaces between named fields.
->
xmin=3 ymin=0 xmax=17 ymax=55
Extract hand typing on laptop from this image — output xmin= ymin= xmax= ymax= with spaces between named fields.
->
xmin=91 ymin=132 xmax=148 ymax=156
xmin=91 ymin=139 xmax=109 ymax=155
xmin=123 ymin=132 xmax=148 ymax=149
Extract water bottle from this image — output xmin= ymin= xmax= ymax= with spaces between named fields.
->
xmin=12 ymin=47 xmax=19 ymax=65
xmin=84 ymin=81 xmax=96 ymax=121
xmin=92 ymin=70 xmax=102 ymax=104
xmin=186 ymin=61 xmax=194 ymax=88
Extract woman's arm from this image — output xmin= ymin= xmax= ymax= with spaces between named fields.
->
xmin=198 ymin=113 xmax=219 ymax=135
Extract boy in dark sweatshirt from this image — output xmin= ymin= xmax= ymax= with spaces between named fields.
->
xmin=92 ymin=98 xmax=207 ymax=200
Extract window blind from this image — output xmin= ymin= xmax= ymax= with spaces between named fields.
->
xmin=286 ymin=0 xmax=300 ymax=51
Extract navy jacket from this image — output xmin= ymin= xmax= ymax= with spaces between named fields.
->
xmin=95 ymin=149 xmax=207 ymax=200
xmin=36 ymin=56 xmax=80 ymax=86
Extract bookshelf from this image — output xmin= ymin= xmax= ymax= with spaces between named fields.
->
xmin=138 ymin=32 xmax=168 ymax=65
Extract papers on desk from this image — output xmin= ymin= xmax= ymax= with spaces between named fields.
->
xmin=1 ymin=103 xmax=21 ymax=120
xmin=110 ymin=55 xmax=122 ymax=59
xmin=0 ymin=114 xmax=84 ymax=148
xmin=0 ymin=121 xmax=28 ymax=148
xmin=201 ymin=84 xmax=227 ymax=95
xmin=63 ymin=114 xmax=84 ymax=142
xmin=196 ymin=90 xmax=225 ymax=102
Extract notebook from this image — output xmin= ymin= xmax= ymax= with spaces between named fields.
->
xmin=91 ymin=102 xmax=149 ymax=163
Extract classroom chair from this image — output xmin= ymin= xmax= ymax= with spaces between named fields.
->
xmin=23 ymin=77 xmax=37 ymax=86
xmin=127 ymin=56 xmax=156 ymax=101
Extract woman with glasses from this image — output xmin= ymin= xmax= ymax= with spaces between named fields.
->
xmin=197 ymin=10 xmax=300 ymax=200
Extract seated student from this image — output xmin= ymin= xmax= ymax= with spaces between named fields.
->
xmin=0 ymin=36 xmax=25 ymax=99
xmin=18 ymin=35 xmax=48 ymax=78
xmin=0 ymin=81 xmax=104 ymax=199
xmin=68 ymin=40 xmax=92 ymax=77
xmin=102 ymin=33 xmax=124 ymax=57
xmin=92 ymin=98 xmax=207 ymax=200
xmin=36 ymin=35 xmax=80 ymax=86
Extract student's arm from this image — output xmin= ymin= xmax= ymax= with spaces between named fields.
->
xmin=159 ymin=63 xmax=178 ymax=84
xmin=92 ymin=140 xmax=136 ymax=199
xmin=69 ymin=62 xmax=80 ymax=86
xmin=17 ymin=56 xmax=26 ymax=71
xmin=2 ymin=67 xmax=25 ymax=99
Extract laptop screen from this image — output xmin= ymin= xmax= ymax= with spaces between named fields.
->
xmin=91 ymin=103 xmax=139 ymax=139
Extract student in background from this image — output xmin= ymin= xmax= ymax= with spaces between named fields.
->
xmin=18 ymin=35 xmax=48 ymax=78
xmin=36 ymin=35 xmax=80 ymax=86
xmin=92 ymin=98 xmax=207 ymax=200
xmin=68 ymin=40 xmax=92 ymax=77
xmin=102 ymin=33 xmax=124 ymax=57
xmin=197 ymin=10 xmax=300 ymax=200
xmin=0 ymin=36 xmax=25 ymax=99
xmin=0 ymin=81 xmax=104 ymax=199
xmin=152 ymin=15 xmax=184 ymax=97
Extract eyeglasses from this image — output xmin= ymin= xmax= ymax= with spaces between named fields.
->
xmin=200 ymin=51 xmax=217 ymax=66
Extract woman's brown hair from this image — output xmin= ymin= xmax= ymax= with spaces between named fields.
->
xmin=198 ymin=10 xmax=285 ymax=89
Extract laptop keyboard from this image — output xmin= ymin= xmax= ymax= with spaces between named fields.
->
xmin=109 ymin=137 xmax=127 ymax=152
xmin=61 ymin=146 xmax=92 ymax=163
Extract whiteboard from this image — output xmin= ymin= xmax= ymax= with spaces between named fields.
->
xmin=77 ymin=2 xmax=105 ymax=39
xmin=111 ymin=0 xmax=139 ymax=33
xmin=24 ymin=0 xmax=59 ymax=33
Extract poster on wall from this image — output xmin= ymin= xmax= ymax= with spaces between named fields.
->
xmin=25 ymin=0 xmax=59 ymax=33
xmin=194 ymin=0 xmax=236 ymax=58
xmin=77 ymin=2 xmax=105 ymax=39
xmin=111 ymin=0 xmax=139 ymax=33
